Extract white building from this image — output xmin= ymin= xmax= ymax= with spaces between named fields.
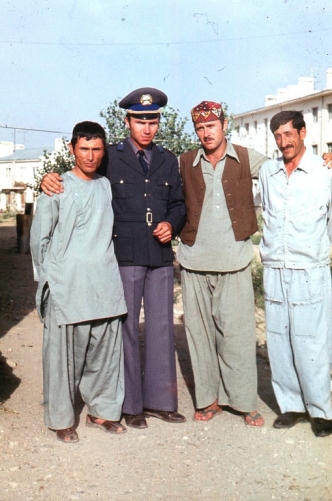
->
xmin=231 ymin=68 xmax=332 ymax=159
xmin=231 ymin=68 xmax=332 ymax=205
xmin=0 ymin=139 xmax=65 ymax=212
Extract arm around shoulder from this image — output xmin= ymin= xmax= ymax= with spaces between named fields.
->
xmin=40 ymin=172 xmax=64 ymax=196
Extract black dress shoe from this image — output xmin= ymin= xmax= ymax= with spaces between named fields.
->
xmin=311 ymin=417 xmax=332 ymax=437
xmin=123 ymin=413 xmax=148 ymax=429
xmin=273 ymin=412 xmax=308 ymax=429
xmin=144 ymin=409 xmax=186 ymax=423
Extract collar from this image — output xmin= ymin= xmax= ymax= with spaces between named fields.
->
xmin=127 ymin=136 xmax=153 ymax=155
xmin=193 ymin=140 xmax=239 ymax=166
xmin=270 ymin=148 xmax=310 ymax=176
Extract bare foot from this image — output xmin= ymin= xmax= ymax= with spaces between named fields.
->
xmin=193 ymin=401 xmax=223 ymax=422
xmin=243 ymin=411 xmax=264 ymax=427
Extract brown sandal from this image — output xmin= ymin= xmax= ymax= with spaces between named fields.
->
xmin=86 ymin=414 xmax=127 ymax=434
xmin=55 ymin=427 xmax=79 ymax=443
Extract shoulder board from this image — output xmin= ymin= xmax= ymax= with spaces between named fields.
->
xmin=116 ymin=142 xmax=125 ymax=152
xmin=156 ymin=144 xmax=164 ymax=153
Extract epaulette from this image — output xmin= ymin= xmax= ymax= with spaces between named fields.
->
xmin=156 ymin=144 xmax=164 ymax=153
xmin=117 ymin=142 xmax=125 ymax=152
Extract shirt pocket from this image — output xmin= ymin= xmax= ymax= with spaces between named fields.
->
xmin=290 ymin=268 xmax=324 ymax=338
xmin=263 ymin=268 xmax=287 ymax=335
xmin=156 ymin=180 xmax=171 ymax=200
xmin=113 ymin=224 xmax=133 ymax=262
xmin=111 ymin=176 xmax=135 ymax=198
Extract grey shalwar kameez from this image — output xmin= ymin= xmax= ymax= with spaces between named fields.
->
xmin=178 ymin=143 xmax=267 ymax=412
xmin=31 ymin=172 xmax=127 ymax=430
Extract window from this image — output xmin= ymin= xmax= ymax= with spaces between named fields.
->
xmin=328 ymin=104 xmax=332 ymax=120
xmin=245 ymin=123 xmax=249 ymax=133
xmin=254 ymin=121 xmax=258 ymax=133
xmin=6 ymin=167 xmax=11 ymax=178
xmin=312 ymin=145 xmax=318 ymax=155
xmin=312 ymin=107 xmax=318 ymax=123
xmin=327 ymin=143 xmax=332 ymax=153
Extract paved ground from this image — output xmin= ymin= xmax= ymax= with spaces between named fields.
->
xmin=0 ymin=221 xmax=331 ymax=501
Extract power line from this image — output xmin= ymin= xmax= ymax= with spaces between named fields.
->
xmin=0 ymin=125 xmax=70 ymax=134
xmin=0 ymin=125 xmax=198 ymax=146
xmin=1 ymin=27 xmax=331 ymax=47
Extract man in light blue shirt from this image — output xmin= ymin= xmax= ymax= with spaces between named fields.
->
xmin=259 ymin=110 xmax=332 ymax=437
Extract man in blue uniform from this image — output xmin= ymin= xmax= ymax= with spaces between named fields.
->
xmin=41 ymin=88 xmax=187 ymax=429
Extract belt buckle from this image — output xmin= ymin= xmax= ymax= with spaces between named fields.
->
xmin=146 ymin=211 xmax=153 ymax=226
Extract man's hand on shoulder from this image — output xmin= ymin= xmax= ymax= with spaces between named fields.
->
xmin=41 ymin=173 xmax=64 ymax=196
xmin=153 ymin=222 xmax=172 ymax=243
xmin=322 ymin=153 xmax=332 ymax=169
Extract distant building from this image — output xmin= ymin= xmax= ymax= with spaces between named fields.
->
xmin=0 ymin=139 xmax=65 ymax=212
xmin=231 ymin=68 xmax=332 ymax=205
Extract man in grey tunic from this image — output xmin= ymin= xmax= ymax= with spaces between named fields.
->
xmin=31 ymin=121 xmax=127 ymax=443
xmin=178 ymin=101 xmax=267 ymax=426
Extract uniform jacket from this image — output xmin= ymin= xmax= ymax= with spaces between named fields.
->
xmin=99 ymin=139 xmax=186 ymax=267
xmin=179 ymin=144 xmax=258 ymax=245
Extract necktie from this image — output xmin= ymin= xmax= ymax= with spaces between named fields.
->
xmin=138 ymin=150 xmax=148 ymax=176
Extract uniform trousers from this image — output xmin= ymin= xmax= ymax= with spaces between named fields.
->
xmin=43 ymin=295 xmax=124 ymax=430
xmin=264 ymin=266 xmax=332 ymax=419
xmin=119 ymin=265 xmax=177 ymax=415
xmin=181 ymin=264 xmax=258 ymax=411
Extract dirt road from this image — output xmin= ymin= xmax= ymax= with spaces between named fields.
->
xmin=0 ymin=222 xmax=331 ymax=501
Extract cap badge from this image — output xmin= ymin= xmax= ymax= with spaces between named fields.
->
xmin=140 ymin=94 xmax=153 ymax=106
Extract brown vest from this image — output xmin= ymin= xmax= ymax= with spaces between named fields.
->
xmin=179 ymin=143 xmax=258 ymax=245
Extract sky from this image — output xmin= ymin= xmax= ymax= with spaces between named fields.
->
xmin=1 ymin=0 xmax=332 ymax=148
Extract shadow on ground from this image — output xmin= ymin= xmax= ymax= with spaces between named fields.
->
xmin=0 ymin=224 xmax=36 ymax=404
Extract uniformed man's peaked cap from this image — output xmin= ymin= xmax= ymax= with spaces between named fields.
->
xmin=119 ymin=87 xmax=168 ymax=119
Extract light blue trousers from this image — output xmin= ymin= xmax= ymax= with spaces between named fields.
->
xmin=264 ymin=266 xmax=332 ymax=419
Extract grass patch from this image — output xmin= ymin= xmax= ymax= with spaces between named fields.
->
xmin=251 ymin=257 xmax=264 ymax=310
xmin=0 ymin=211 xmax=17 ymax=224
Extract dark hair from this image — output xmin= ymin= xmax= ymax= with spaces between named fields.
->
xmin=270 ymin=111 xmax=306 ymax=134
xmin=71 ymin=121 xmax=106 ymax=148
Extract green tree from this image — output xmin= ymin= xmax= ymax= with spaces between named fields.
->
xmin=99 ymin=99 xmax=129 ymax=143
xmin=29 ymin=140 xmax=74 ymax=194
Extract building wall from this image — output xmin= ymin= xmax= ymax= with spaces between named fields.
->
xmin=0 ymin=159 xmax=40 ymax=211
xmin=231 ymin=69 xmax=332 ymax=158
xmin=0 ymin=139 xmax=64 ymax=212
